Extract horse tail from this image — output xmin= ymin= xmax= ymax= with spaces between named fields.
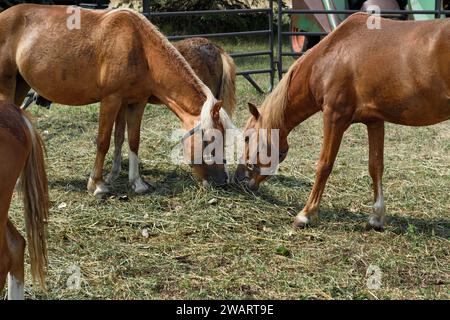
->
xmin=219 ymin=51 xmax=237 ymax=117
xmin=19 ymin=112 xmax=49 ymax=290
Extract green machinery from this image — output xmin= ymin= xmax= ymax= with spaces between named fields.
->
xmin=290 ymin=0 xmax=449 ymax=53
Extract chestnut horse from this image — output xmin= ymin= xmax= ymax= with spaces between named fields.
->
xmin=108 ymin=37 xmax=236 ymax=183
xmin=0 ymin=5 xmax=234 ymax=196
xmin=236 ymin=13 xmax=450 ymax=230
xmin=0 ymin=102 xmax=49 ymax=300
xmin=23 ymin=37 xmax=236 ymax=115
xmin=21 ymin=37 xmax=237 ymax=186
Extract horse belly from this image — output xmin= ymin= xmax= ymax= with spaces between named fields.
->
xmin=16 ymin=25 xmax=102 ymax=105
xmin=371 ymin=95 xmax=450 ymax=127
xmin=17 ymin=54 xmax=101 ymax=105
xmin=23 ymin=72 xmax=101 ymax=106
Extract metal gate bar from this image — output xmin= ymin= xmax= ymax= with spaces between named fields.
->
xmin=277 ymin=0 xmax=449 ymax=79
xmin=142 ymin=0 xmax=275 ymax=93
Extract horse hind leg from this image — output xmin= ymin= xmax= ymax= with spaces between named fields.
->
xmin=0 ymin=187 xmax=13 ymax=297
xmin=0 ymin=59 xmax=29 ymax=104
xmin=14 ymin=75 xmax=31 ymax=107
xmin=6 ymin=220 xmax=25 ymax=300
xmin=367 ymin=121 xmax=386 ymax=231
xmin=105 ymin=106 xmax=126 ymax=185
xmin=0 ymin=228 xmax=9 ymax=297
xmin=0 ymin=70 xmax=16 ymax=103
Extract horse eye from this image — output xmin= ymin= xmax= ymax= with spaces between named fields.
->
xmin=245 ymin=136 xmax=250 ymax=144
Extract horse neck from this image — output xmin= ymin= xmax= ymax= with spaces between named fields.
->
xmin=143 ymin=38 xmax=209 ymax=129
xmin=261 ymin=61 xmax=319 ymax=146
xmin=283 ymin=88 xmax=320 ymax=135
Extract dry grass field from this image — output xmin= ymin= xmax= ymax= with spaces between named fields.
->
xmin=4 ymin=39 xmax=449 ymax=300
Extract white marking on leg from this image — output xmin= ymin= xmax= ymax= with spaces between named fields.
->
xmin=8 ymin=274 xmax=24 ymax=300
xmin=369 ymin=183 xmax=386 ymax=229
xmin=87 ymin=177 xmax=109 ymax=196
xmin=295 ymin=214 xmax=310 ymax=225
xmin=106 ymin=147 xmax=122 ymax=184
xmin=129 ymin=151 xmax=149 ymax=194
xmin=294 ymin=208 xmax=319 ymax=227
xmin=224 ymin=164 xmax=230 ymax=184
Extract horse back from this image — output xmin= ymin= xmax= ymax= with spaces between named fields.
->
xmin=1 ymin=4 xmax=150 ymax=105
xmin=308 ymin=14 xmax=450 ymax=125
xmin=174 ymin=38 xmax=223 ymax=97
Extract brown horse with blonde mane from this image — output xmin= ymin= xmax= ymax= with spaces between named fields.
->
xmin=0 ymin=102 xmax=49 ymax=300
xmin=0 ymin=4 xmax=234 ymax=196
xmin=23 ymin=37 xmax=237 ymax=185
xmin=107 ymin=37 xmax=236 ymax=184
xmin=236 ymin=13 xmax=450 ymax=230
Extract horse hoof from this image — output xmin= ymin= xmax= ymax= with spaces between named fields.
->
xmin=131 ymin=178 xmax=151 ymax=194
xmin=87 ymin=177 xmax=97 ymax=193
xmin=367 ymin=216 xmax=385 ymax=232
xmin=88 ymin=178 xmax=110 ymax=197
xmin=94 ymin=184 xmax=110 ymax=198
xmin=292 ymin=213 xmax=318 ymax=229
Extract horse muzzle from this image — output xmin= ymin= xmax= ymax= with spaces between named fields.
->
xmin=208 ymin=170 xmax=229 ymax=187
xmin=247 ymin=178 xmax=260 ymax=191
xmin=234 ymin=164 xmax=248 ymax=183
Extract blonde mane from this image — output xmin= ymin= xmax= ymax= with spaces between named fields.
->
xmin=109 ymin=9 xmax=234 ymax=130
xmin=260 ymin=56 xmax=304 ymax=130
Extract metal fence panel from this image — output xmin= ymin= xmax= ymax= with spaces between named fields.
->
xmin=142 ymin=0 xmax=276 ymax=93
xmin=277 ymin=0 xmax=449 ymax=79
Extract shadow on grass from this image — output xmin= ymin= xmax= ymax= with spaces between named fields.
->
xmin=48 ymin=165 xmax=195 ymax=196
xmin=387 ymin=215 xmax=450 ymax=239
xmin=316 ymin=208 xmax=450 ymax=239
xmin=48 ymin=167 xmax=449 ymax=239
xmin=49 ymin=177 xmax=88 ymax=194
xmin=270 ymin=174 xmax=313 ymax=189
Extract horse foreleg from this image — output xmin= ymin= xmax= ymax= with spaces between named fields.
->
xmin=293 ymin=107 xmax=351 ymax=228
xmin=126 ymin=101 xmax=149 ymax=194
xmin=6 ymin=220 xmax=25 ymax=300
xmin=126 ymin=101 xmax=150 ymax=194
xmin=105 ymin=106 xmax=127 ymax=184
xmin=87 ymin=96 xmax=122 ymax=197
xmin=367 ymin=121 xmax=386 ymax=231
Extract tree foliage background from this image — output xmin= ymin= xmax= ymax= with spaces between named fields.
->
xmin=149 ymin=0 xmax=270 ymax=35
xmin=0 ymin=0 xmax=272 ymax=34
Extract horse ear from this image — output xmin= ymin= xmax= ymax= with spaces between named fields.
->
xmin=212 ymin=100 xmax=223 ymax=120
xmin=248 ymin=102 xmax=260 ymax=120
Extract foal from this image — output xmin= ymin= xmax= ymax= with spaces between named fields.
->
xmin=0 ymin=102 xmax=48 ymax=299
xmin=236 ymin=13 xmax=450 ymax=229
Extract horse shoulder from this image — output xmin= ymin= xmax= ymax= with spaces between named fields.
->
xmin=97 ymin=11 xmax=147 ymax=67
